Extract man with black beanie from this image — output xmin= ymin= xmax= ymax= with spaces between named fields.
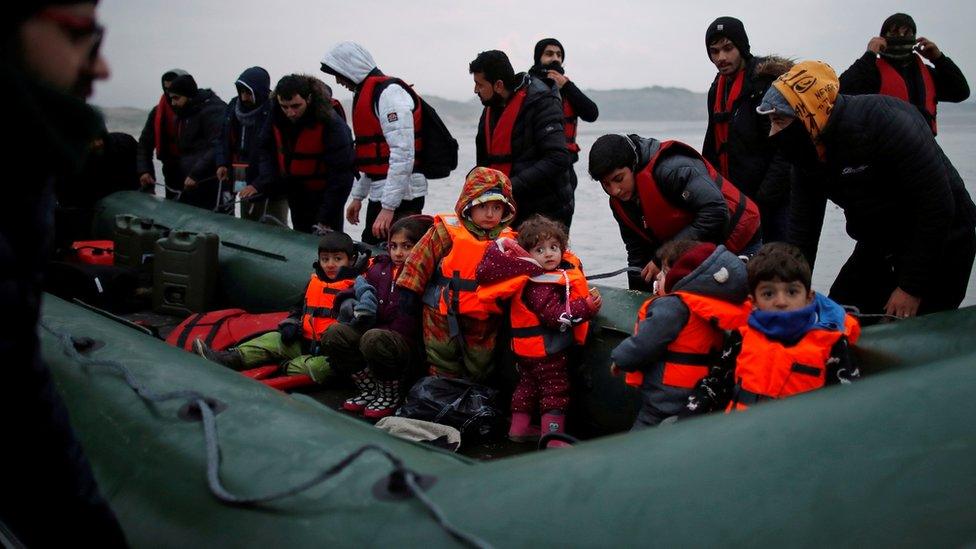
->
xmin=702 ymin=16 xmax=793 ymax=242
xmin=839 ymin=12 xmax=970 ymax=136
xmin=527 ymin=38 xmax=598 ymax=182
xmin=2 ymin=1 xmax=126 ymax=545
xmin=137 ymin=68 xmax=188 ymax=198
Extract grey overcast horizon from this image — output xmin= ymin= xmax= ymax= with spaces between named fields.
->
xmin=92 ymin=0 xmax=976 ymax=109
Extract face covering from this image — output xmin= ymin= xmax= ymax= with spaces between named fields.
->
xmin=881 ymin=34 xmax=916 ymax=61
xmin=771 ymin=120 xmax=821 ymax=168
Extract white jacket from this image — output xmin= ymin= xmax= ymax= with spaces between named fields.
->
xmin=321 ymin=42 xmax=427 ymax=211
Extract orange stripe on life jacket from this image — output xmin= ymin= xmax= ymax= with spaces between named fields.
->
xmin=510 ymin=250 xmax=590 ymax=358
xmin=562 ymin=98 xmax=580 ymax=154
xmin=484 ymin=88 xmax=528 ymax=176
xmin=273 ymin=121 xmax=330 ymax=191
xmin=876 ymin=55 xmax=938 ymax=135
xmin=301 ymin=274 xmax=356 ymax=342
xmin=352 ymin=75 xmax=423 ymax=179
xmin=727 ymin=314 xmax=860 ymax=411
xmin=711 ymin=69 xmax=745 ymax=178
xmin=153 ymin=94 xmax=180 ymax=160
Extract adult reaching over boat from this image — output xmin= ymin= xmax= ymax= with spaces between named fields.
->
xmin=320 ymin=41 xmax=428 ymax=245
xmin=702 ymin=16 xmax=793 ymax=241
xmin=470 ymin=50 xmax=574 ymax=229
xmin=215 ymin=66 xmax=288 ymax=223
xmin=588 ymin=133 xmax=761 ymax=292
xmin=160 ymin=74 xmax=227 ymax=210
xmin=839 ymin=12 xmax=970 ymax=136
xmin=2 ymin=1 xmax=125 ymax=544
xmin=136 ymin=68 xmax=188 ymax=197
xmin=251 ymin=74 xmax=355 ymax=233
xmin=528 ymin=38 xmax=599 ymax=192
xmin=761 ymin=60 xmax=976 ymax=318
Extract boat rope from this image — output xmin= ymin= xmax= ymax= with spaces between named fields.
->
xmin=586 ymin=266 xmax=642 ymax=281
xmin=40 ymin=321 xmax=493 ymax=549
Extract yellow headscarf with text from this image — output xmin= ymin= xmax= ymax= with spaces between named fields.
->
xmin=771 ymin=60 xmax=839 ymax=161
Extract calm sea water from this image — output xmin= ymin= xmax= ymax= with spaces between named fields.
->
xmin=145 ymin=113 xmax=976 ymax=307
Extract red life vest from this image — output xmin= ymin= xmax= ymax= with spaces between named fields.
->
xmin=166 ymin=308 xmax=289 ymax=352
xmin=711 ymin=69 xmax=746 ymax=178
xmin=562 ymin=98 xmax=580 ymax=154
xmin=483 ymin=88 xmax=528 ymax=175
xmin=352 ymin=76 xmax=422 ymax=179
xmin=608 ymin=140 xmax=761 ymax=253
xmin=153 ymin=94 xmax=180 ymax=161
xmin=273 ymin=122 xmax=329 ymax=191
xmin=510 ymin=250 xmax=590 ymax=358
xmin=876 ymin=55 xmax=939 ymax=135
xmin=421 ymin=214 xmax=518 ymax=327
xmin=727 ymin=314 xmax=861 ymax=411
xmin=301 ymin=274 xmax=356 ymax=342
xmin=625 ymin=292 xmax=751 ymax=388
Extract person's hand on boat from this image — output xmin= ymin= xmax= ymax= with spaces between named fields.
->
xmin=547 ymin=70 xmax=568 ymax=89
xmin=216 ymin=166 xmax=229 ymax=182
xmin=184 ymin=176 xmax=197 ymax=190
xmin=609 ymin=363 xmax=622 ymax=377
xmin=884 ymin=287 xmax=920 ymax=319
xmin=641 ymin=260 xmax=660 ymax=284
xmin=867 ymin=36 xmax=887 ymax=54
xmin=915 ymin=37 xmax=942 ymax=60
xmin=372 ymin=208 xmax=395 ymax=239
xmin=346 ymin=199 xmax=362 ymax=225
xmin=238 ymin=185 xmax=259 ymax=199
xmin=139 ymin=172 xmax=155 ymax=189
xmin=586 ymin=287 xmax=602 ymax=313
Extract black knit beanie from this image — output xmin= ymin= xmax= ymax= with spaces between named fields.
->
xmin=705 ymin=16 xmax=751 ymax=59
xmin=167 ymin=74 xmax=198 ymax=98
xmin=534 ymin=38 xmax=565 ymax=66
xmin=881 ymin=13 xmax=916 ymax=35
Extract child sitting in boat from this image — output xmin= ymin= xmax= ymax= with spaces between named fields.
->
xmin=194 ymin=231 xmax=360 ymax=382
xmin=396 ymin=167 xmax=520 ymax=382
xmin=611 ymin=240 xmax=751 ymax=428
xmin=320 ymin=215 xmax=434 ymax=419
xmin=493 ymin=214 xmax=602 ymax=443
xmin=689 ymin=242 xmax=861 ymax=413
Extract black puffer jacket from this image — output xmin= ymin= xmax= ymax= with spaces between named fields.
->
xmin=174 ymin=88 xmax=226 ymax=181
xmin=702 ymin=55 xmax=793 ymax=208
xmin=788 ymin=94 xmax=976 ymax=296
xmin=476 ymin=73 xmax=573 ymax=227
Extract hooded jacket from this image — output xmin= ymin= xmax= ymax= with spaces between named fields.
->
xmin=703 ymin=55 xmax=793 ymax=208
xmin=170 ymin=87 xmax=227 ymax=182
xmin=320 ymin=42 xmax=427 ymax=211
xmin=779 ymin=65 xmax=976 ymax=297
xmin=397 ymin=167 xmax=515 ymax=296
xmin=216 ymin=66 xmax=272 ymax=182
xmin=611 ymin=246 xmax=749 ymax=423
xmin=136 ymin=68 xmax=188 ymax=177
xmin=475 ymin=73 xmax=573 ymax=227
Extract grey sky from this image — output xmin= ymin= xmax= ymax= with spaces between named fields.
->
xmin=92 ymin=0 xmax=975 ymax=108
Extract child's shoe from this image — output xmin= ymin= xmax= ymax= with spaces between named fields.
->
xmin=193 ymin=338 xmax=243 ymax=370
xmin=343 ymin=367 xmax=377 ymax=413
xmin=508 ymin=412 xmax=541 ymax=442
xmin=364 ymin=379 xmax=401 ymax=420
xmin=540 ymin=410 xmax=571 ymax=448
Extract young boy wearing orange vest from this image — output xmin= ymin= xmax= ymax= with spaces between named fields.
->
xmin=610 ymin=241 xmax=751 ymax=428
xmin=194 ymin=231 xmax=359 ymax=382
xmin=476 ymin=214 xmax=602 ymax=442
xmin=689 ymin=243 xmax=861 ymax=413
xmin=396 ymin=167 xmax=520 ymax=381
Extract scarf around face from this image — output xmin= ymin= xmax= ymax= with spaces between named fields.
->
xmin=770 ymin=60 xmax=839 ymax=161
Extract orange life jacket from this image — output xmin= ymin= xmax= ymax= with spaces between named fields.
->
xmin=352 ymin=75 xmax=422 ymax=179
xmin=609 ymin=140 xmax=761 ymax=253
xmin=727 ymin=314 xmax=861 ymax=411
xmin=421 ymin=215 xmax=518 ymax=330
xmin=483 ymin=88 xmax=528 ymax=175
xmin=510 ymin=250 xmax=590 ymax=358
xmin=301 ymin=274 xmax=356 ymax=342
xmin=153 ymin=94 xmax=180 ymax=161
xmin=625 ymin=291 xmax=751 ymax=388
xmin=273 ymin=122 xmax=329 ymax=191
xmin=711 ymin=69 xmax=746 ymax=178
xmin=877 ymin=55 xmax=938 ymax=135
xmin=562 ymin=98 xmax=579 ymax=154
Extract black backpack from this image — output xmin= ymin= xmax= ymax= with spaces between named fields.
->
xmin=371 ymin=78 xmax=458 ymax=180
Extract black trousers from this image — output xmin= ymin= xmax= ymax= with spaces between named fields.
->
xmin=288 ymin=181 xmax=354 ymax=234
xmin=359 ymin=196 xmax=425 ymax=245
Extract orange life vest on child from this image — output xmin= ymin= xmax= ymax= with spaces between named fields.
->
xmin=483 ymin=88 xmax=528 ymax=175
xmin=562 ymin=98 xmax=580 ymax=154
xmin=510 ymin=250 xmax=590 ymax=358
xmin=352 ymin=75 xmax=423 ymax=179
xmin=876 ymin=55 xmax=938 ymax=135
xmin=727 ymin=314 xmax=860 ymax=411
xmin=421 ymin=214 xmax=518 ymax=322
xmin=273 ymin=122 xmax=330 ymax=191
xmin=624 ymin=291 xmax=751 ymax=388
xmin=609 ymin=140 xmax=761 ymax=253
xmin=301 ymin=274 xmax=356 ymax=342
